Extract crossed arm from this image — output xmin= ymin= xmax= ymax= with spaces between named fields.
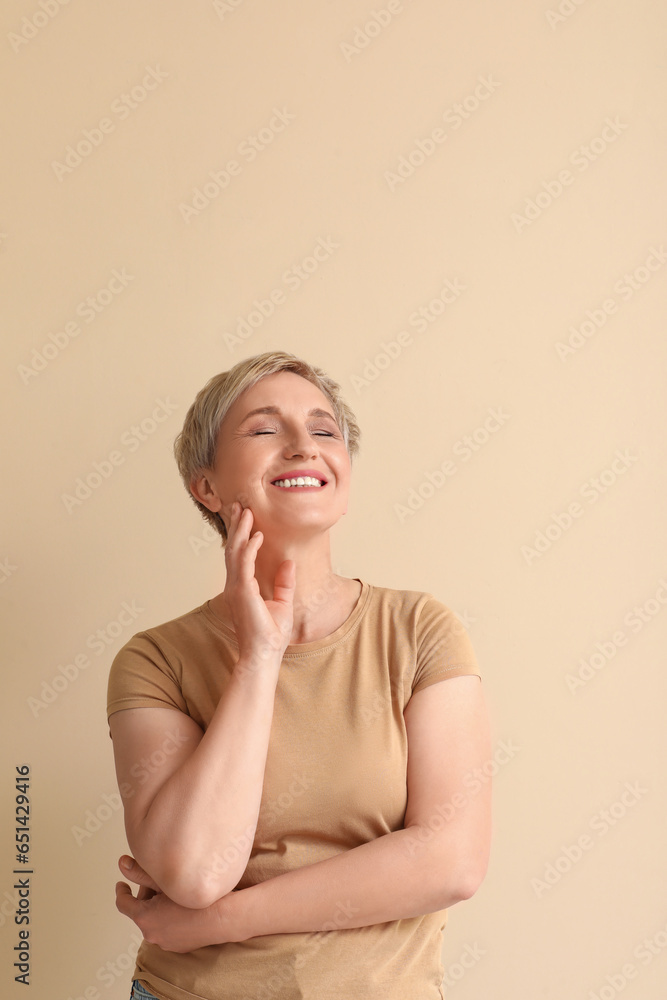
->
xmin=115 ymin=674 xmax=492 ymax=952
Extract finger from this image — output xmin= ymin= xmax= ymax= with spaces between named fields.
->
xmin=231 ymin=498 xmax=253 ymax=532
xmin=224 ymin=498 xmax=249 ymax=538
xmin=273 ymin=559 xmax=296 ymax=606
xmin=238 ymin=525 xmax=263 ymax=557
xmin=115 ymin=881 xmax=139 ymax=918
xmin=118 ymin=856 xmax=160 ymax=891
xmin=231 ymin=510 xmax=264 ymax=585
xmin=225 ymin=503 xmax=253 ymax=564
xmin=230 ymin=499 xmax=245 ymax=527
xmin=222 ymin=501 xmax=242 ymax=547
xmin=229 ymin=498 xmax=242 ymax=520
xmin=137 ymin=885 xmax=158 ymax=901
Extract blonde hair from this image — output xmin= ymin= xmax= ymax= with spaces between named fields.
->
xmin=173 ymin=350 xmax=361 ymax=545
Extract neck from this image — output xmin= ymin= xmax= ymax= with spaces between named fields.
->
xmin=220 ymin=531 xmax=349 ymax=636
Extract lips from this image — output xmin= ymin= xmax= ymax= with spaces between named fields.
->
xmin=270 ymin=468 xmax=328 ymax=484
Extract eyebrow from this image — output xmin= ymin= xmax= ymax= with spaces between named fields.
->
xmin=238 ymin=405 xmax=338 ymax=425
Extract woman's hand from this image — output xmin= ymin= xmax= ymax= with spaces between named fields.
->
xmin=115 ymin=856 xmax=245 ymax=952
xmin=118 ymin=854 xmax=161 ymax=899
xmin=221 ymin=500 xmax=295 ymax=665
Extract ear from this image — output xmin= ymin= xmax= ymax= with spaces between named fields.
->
xmin=189 ymin=471 xmax=223 ymax=514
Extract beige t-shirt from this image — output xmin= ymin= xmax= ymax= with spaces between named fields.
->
xmin=106 ymin=578 xmax=482 ymax=1000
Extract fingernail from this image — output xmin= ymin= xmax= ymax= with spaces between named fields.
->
xmin=120 ymin=857 xmax=132 ymax=869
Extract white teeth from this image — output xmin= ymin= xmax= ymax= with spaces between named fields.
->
xmin=273 ymin=476 xmax=324 ymax=488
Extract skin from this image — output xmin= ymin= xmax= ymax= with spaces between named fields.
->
xmin=115 ymin=369 xmax=363 ymax=938
xmin=192 ymin=370 xmax=360 ymax=644
xmin=115 ymin=859 xmax=234 ymax=952
xmin=113 ymin=371 xmax=492 ymax=950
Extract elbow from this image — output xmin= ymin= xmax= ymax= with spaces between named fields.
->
xmin=428 ymin=862 xmax=487 ymax=910
xmin=159 ymin=855 xmax=239 ymax=910
xmin=128 ymin=842 xmax=238 ymax=910
xmin=454 ymin=856 xmax=489 ymax=902
xmin=448 ymin=827 xmax=491 ymax=904
xmin=455 ymin=870 xmax=485 ymax=902
xmin=433 ymin=847 xmax=489 ymax=906
xmin=167 ymin=880 xmax=224 ymax=911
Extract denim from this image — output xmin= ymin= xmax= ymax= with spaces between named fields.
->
xmin=130 ymin=980 xmax=160 ymax=999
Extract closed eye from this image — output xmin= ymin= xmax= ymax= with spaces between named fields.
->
xmin=251 ymin=429 xmax=334 ymax=436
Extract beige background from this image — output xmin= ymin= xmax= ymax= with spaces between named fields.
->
xmin=2 ymin=1 xmax=666 ymax=997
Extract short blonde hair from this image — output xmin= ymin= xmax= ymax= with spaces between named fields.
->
xmin=173 ymin=350 xmax=361 ymax=545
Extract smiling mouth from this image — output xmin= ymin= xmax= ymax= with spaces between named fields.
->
xmin=271 ymin=476 xmax=327 ymax=490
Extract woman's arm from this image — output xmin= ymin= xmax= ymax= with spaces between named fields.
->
xmin=117 ymin=821 xmax=474 ymax=951
xmin=232 ymin=673 xmax=492 ymax=939
xmin=110 ymin=502 xmax=296 ymax=910
xmin=110 ymin=661 xmax=282 ymax=911
xmin=115 ymin=675 xmax=492 ymax=948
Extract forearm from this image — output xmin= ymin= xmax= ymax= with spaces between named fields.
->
xmin=116 ymin=823 xmax=474 ymax=952
xmin=221 ymin=825 xmax=470 ymax=942
xmin=133 ymin=657 xmax=281 ymax=907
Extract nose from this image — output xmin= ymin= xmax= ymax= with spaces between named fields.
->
xmin=282 ymin=423 xmax=318 ymax=459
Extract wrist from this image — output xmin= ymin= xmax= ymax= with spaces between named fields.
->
xmin=234 ymin=649 xmax=283 ymax=681
xmin=215 ymin=887 xmax=251 ymax=944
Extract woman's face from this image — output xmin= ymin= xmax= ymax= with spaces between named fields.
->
xmin=201 ymin=371 xmax=351 ymax=542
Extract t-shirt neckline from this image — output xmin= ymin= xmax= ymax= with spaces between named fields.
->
xmin=200 ymin=578 xmax=371 ymax=656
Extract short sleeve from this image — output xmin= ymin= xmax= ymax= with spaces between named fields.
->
xmin=106 ymin=631 xmax=188 ymax=727
xmin=411 ymin=594 xmax=481 ymax=695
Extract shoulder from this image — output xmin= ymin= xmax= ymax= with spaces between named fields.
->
xmin=361 ymin=583 xmax=479 ymax=690
xmin=365 ymin=582 xmax=456 ymax=623
xmin=109 ymin=603 xmax=213 ymax=674
xmin=138 ymin=602 xmax=211 ymax=643
xmin=363 ymin=582 xmax=466 ymax=646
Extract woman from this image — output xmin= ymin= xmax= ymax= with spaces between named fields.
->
xmin=107 ymin=350 xmax=492 ymax=1000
